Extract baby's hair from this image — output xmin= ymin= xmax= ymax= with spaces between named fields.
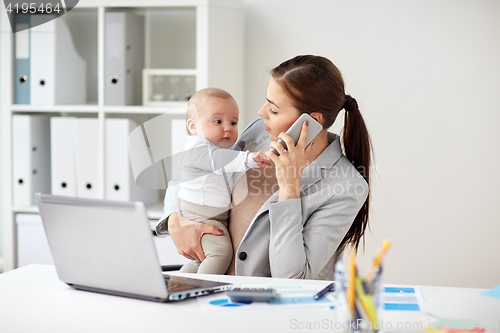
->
xmin=186 ymin=88 xmax=235 ymax=120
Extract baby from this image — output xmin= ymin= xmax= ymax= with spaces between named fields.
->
xmin=176 ymin=88 xmax=270 ymax=274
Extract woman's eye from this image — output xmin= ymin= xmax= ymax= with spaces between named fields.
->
xmin=269 ymin=108 xmax=278 ymax=115
xmin=214 ymin=120 xmax=222 ymax=124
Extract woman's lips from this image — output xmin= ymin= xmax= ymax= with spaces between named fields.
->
xmin=265 ymin=125 xmax=271 ymax=132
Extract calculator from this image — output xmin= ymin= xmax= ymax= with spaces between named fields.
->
xmin=226 ymin=287 xmax=276 ymax=302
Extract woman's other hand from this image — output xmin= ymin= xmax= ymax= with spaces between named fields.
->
xmin=167 ymin=212 xmax=224 ymax=262
xmin=265 ymin=121 xmax=314 ymax=201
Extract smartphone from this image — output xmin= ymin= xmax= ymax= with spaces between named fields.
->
xmin=269 ymin=113 xmax=323 ymax=156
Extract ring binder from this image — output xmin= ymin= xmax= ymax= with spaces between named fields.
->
xmin=105 ymin=11 xmax=144 ymax=105
xmin=12 ymin=115 xmax=51 ymax=206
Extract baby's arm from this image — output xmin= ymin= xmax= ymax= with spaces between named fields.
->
xmin=210 ymin=148 xmax=268 ymax=173
xmin=252 ymin=151 xmax=272 ymax=168
xmin=184 ymin=140 xmax=270 ymax=173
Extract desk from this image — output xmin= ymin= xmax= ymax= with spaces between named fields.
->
xmin=0 ymin=265 xmax=494 ymax=333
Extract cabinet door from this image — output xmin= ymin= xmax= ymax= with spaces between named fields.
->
xmin=16 ymin=214 xmax=54 ymax=267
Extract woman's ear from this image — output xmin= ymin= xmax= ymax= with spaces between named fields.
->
xmin=310 ymin=112 xmax=323 ymax=125
xmin=186 ymin=118 xmax=197 ymax=135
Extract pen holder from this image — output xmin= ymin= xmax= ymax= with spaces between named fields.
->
xmin=334 ymin=260 xmax=384 ymax=333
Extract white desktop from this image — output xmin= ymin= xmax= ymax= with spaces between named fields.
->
xmin=1 ymin=265 xmax=499 ymax=333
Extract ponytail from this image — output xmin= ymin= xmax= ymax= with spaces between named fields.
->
xmin=338 ymin=95 xmax=371 ymax=253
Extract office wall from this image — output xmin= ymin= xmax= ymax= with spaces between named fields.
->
xmin=0 ymin=127 xmax=2 ymax=270
xmin=0 ymin=20 xmax=3 ymax=272
xmin=244 ymin=0 xmax=500 ymax=288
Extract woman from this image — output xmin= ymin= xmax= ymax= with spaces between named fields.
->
xmin=157 ymin=55 xmax=372 ymax=280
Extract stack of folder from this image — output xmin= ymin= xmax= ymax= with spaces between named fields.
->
xmin=13 ymin=115 xmax=160 ymax=206
xmin=14 ymin=10 xmax=146 ymax=105
xmin=14 ymin=13 xmax=87 ymax=105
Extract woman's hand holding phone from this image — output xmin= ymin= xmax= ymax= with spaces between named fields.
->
xmin=269 ymin=113 xmax=323 ymax=156
xmin=265 ymin=120 xmax=315 ymax=201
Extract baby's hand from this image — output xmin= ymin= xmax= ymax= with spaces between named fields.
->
xmin=253 ymin=151 xmax=272 ymax=168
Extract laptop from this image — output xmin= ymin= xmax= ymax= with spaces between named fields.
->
xmin=35 ymin=193 xmax=232 ymax=302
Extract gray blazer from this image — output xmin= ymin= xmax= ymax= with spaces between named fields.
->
xmin=158 ymin=118 xmax=368 ymax=280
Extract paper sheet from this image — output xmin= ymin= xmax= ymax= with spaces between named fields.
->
xmin=198 ymin=284 xmax=426 ymax=312
xmin=383 ymin=285 xmax=424 ymax=311
xmin=421 ymin=289 xmax=500 ymax=331
xmin=198 ymin=284 xmax=336 ymax=311
xmin=481 ymin=285 xmax=500 ymax=300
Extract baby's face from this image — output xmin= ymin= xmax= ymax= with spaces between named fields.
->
xmin=196 ymin=97 xmax=239 ymax=148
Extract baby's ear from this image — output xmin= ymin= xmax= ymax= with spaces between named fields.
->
xmin=186 ymin=118 xmax=197 ymax=135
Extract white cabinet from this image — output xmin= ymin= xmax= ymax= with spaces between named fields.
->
xmin=1 ymin=0 xmax=244 ymax=271
xmin=16 ymin=214 xmax=54 ymax=267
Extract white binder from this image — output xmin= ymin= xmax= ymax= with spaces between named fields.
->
xmin=12 ymin=115 xmax=51 ymax=206
xmin=14 ymin=17 xmax=31 ymax=104
xmin=30 ymin=14 xmax=87 ymax=105
xmin=76 ymin=118 xmax=100 ymax=199
xmin=106 ymin=118 xmax=159 ymax=204
xmin=105 ymin=11 xmax=144 ymax=105
xmin=50 ymin=117 xmax=78 ymax=196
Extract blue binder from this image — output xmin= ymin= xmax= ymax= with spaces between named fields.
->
xmin=14 ymin=14 xmax=31 ymax=104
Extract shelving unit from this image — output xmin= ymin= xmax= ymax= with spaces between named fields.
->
xmin=1 ymin=0 xmax=245 ymax=272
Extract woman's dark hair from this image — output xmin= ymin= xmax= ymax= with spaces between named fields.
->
xmin=271 ymin=55 xmax=372 ymax=253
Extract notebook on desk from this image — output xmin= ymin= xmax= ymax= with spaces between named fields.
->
xmin=35 ymin=193 xmax=231 ymax=302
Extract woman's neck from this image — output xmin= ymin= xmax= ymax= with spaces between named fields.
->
xmin=306 ymin=130 xmax=329 ymax=165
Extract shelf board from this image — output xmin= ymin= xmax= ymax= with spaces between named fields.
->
xmin=104 ymin=104 xmax=187 ymax=115
xmin=12 ymin=206 xmax=39 ymax=214
xmin=77 ymin=0 xmax=244 ymax=10
xmin=11 ymin=105 xmax=99 ymax=113
xmin=11 ymin=104 xmax=187 ymax=115
xmin=12 ymin=203 xmax=164 ymax=220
